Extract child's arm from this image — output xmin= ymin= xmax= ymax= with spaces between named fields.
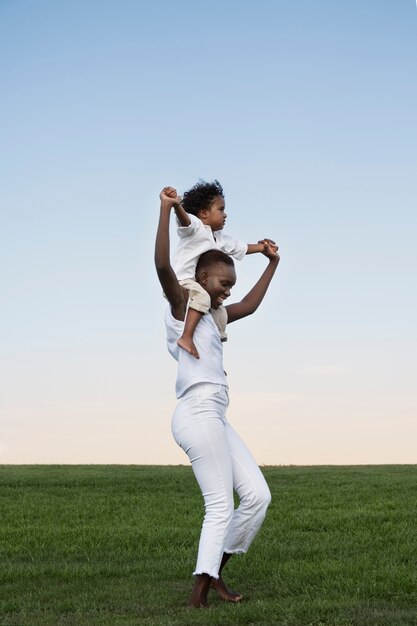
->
xmin=163 ymin=187 xmax=191 ymax=227
xmin=173 ymin=201 xmax=191 ymax=227
xmin=246 ymin=239 xmax=278 ymax=255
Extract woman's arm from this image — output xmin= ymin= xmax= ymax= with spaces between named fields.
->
xmin=225 ymin=243 xmax=280 ymax=324
xmin=154 ymin=188 xmax=187 ymax=321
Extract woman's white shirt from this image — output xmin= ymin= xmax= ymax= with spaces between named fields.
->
xmin=165 ymin=306 xmax=228 ymax=398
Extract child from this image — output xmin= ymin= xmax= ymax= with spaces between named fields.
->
xmin=165 ymin=180 xmax=276 ymax=359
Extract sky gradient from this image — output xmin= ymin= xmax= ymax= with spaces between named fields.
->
xmin=1 ymin=1 xmax=416 ymax=464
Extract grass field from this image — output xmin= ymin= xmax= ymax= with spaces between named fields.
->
xmin=1 ymin=465 xmax=416 ymax=626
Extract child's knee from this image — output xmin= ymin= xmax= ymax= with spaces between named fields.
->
xmin=187 ymin=288 xmax=210 ymax=314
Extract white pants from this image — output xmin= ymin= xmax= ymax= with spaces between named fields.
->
xmin=171 ymin=382 xmax=271 ymax=579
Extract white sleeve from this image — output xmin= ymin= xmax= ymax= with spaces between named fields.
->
xmin=218 ymin=234 xmax=248 ymax=261
xmin=176 ymin=213 xmax=201 ymax=239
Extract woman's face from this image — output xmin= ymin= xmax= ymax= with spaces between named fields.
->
xmin=200 ymin=264 xmax=236 ymax=309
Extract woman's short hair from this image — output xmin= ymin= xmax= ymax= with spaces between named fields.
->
xmin=196 ymin=249 xmax=234 ymax=277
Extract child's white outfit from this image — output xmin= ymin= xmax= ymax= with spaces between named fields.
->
xmin=173 ymin=213 xmax=247 ymax=341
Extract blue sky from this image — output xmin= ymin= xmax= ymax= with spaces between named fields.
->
xmin=1 ymin=1 xmax=416 ymax=464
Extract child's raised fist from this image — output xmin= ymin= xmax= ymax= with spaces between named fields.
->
xmin=160 ymin=186 xmax=182 ymax=206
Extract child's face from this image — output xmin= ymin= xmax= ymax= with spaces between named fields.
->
xmin=200 ymin=195 xmax=227 ymax=231
xmin=200 ymin=264 xmax=236 ymax=309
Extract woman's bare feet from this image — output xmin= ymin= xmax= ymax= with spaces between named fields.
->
xmin=211 ymin=576 xmax=243 ymax=603
xmin=177 ymin=335 xmax=200 ymax=359
xmin=188 ymin=574 xmax=211 ymax=608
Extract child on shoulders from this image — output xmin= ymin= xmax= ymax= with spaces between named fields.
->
xmin=164 ymin=180 xmax=277 ymax=359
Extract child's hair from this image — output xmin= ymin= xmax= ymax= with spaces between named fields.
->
xmin=182 ymin=180 xmax=224 ymax=216
xmin=196 ymin=249 xmax=234 ymax=277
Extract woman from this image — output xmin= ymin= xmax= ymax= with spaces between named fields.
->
xmin=155 ymin=187 xmax=280 ymax=608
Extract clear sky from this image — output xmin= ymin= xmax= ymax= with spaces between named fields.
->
xmin=1 ymin=1 xmax=416 ymax=465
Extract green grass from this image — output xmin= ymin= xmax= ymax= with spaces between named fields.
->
xmin=1 ymin=465 xmax=416 ymax=625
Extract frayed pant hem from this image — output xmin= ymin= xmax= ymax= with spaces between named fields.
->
xmin=193 ymin=570 xmax=219 ymax=580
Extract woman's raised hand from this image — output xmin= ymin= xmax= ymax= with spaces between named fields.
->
xmin=260 ymin=239 xmax=280 ymax=261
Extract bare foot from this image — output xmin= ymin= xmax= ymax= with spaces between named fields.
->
xmin=211 ymin=576 xmax=243 ymax=603
xmin=188 ymin=574 xmax=211 ymax=608
xmin=177 ymin=335 xmax=200 ymax=359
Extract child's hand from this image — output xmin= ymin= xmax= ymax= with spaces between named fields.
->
xmin=160 ymin=186 xmax=182 ymax=207
xmin=259 ymin=238 xmax=278 ymax=254
xmin=260 ymin=239 xmax=280 ymax=261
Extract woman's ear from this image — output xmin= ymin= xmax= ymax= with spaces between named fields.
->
xmin=199 ymin=271 xmax=209 ymax=286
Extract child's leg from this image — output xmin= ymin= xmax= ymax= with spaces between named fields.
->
xmin=177 ymin=307 xmax=203 ymax=359
xmin=177 ymin=279 xmax=211 ymax=360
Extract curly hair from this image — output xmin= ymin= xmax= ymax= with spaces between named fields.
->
xmin=182 ymin=179 xmax=224 ymax=216
xmin=196 ymin=249 xmax=235 ymax=278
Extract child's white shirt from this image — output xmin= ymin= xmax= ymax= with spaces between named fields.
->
xmin=172 ymin=214 xmax=247 ymax=280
